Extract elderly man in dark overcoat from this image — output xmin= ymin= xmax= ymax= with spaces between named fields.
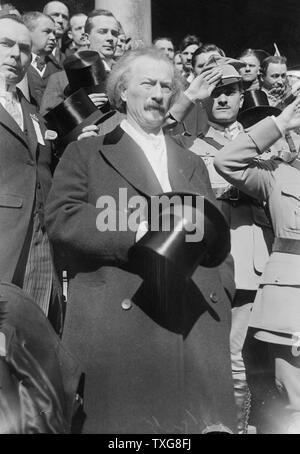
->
xmin=45 ymin=47 xmax=237 ymax=434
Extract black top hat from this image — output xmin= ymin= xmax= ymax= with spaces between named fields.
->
xmin=238 ymin=89 xmax=281 ymax=128
xmin=128 ymin=192 xmax=230 ymax=330
xmin=63 ymin=50 xmax=108 ymax=96
xmin=129 ymin=192 xmax=230 ymax=278
xmin=44 ymin=87 xmax=115 ymax=146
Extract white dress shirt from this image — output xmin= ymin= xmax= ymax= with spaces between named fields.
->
xmin=0 ymin=85 xmax=24 ymax=131
xmin=120 ymin=119 xmax=172 ymax=192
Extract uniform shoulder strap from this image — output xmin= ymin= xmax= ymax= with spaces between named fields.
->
xmin=197 ymin=133 xmax=224 ymax=150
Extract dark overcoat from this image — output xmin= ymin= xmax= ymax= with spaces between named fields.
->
xmin=45 ymin=126 xmax=237 ymax=434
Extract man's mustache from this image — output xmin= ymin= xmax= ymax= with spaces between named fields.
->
xmin=146 ymin=103 xmax=165 ymax=114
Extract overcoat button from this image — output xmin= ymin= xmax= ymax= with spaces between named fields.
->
xmin=121 ymin=299 xmax=132 ymax=310
xmin=210 ymin=292 xmax=218 ymax=303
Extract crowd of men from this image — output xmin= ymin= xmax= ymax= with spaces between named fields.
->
xmin=1 ymin=0 xmax=300 ymax=435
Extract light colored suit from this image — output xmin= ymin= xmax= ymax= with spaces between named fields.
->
xmin=214 ymin=117 xmax=300 ymax=339
xmin=175 ymin=124 xmax=273 ymax=290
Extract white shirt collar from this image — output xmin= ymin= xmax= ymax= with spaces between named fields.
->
xmin=120 ymin=118 xmax=172 ymax=192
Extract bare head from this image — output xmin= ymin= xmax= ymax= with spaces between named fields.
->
xmin=43 ymin=1 xmax=69 ymax=39
xmin=0 ymin=15 xmax=32 ymax=86
xmin=107 ymin=47 xmax=183 ymax=133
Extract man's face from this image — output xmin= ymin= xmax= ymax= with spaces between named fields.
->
xmin=193 ymin=51 xmax=221 ymax=75
xmin=68 ymin=15 xmax=87 ymax=47
xmin=181 ymin=44 xmax=198 ymax=71
xmin=154 ymin=39 xmax=175 ymax=61
xmin=261 ymin=62 xmax=287 ymax=94
xmin=121 ymin=56 xmax=174 ymax=133
xmin=0 ymin=19 xmax=32 ymax=86
xmin=45 ymin=1 xmax=69 ymax=39
xmin=30 ymin=17 xmax=56 ymax=55
xmin=239 ymin=55 xmax=260 ymax=82
xmin=88 ymin=15 xmax=119 ymax=60
xmin=174 ymin=53 xmax=183 ymax=72
xmin=206 ymin=82 xmax=243 ymax=126
xmin=114 ymin=34 xmax=126 ymax=58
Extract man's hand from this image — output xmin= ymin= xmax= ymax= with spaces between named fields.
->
xmin=184 ymin=67 xmax=223 ymax=103
xmin=276 ymin=96 xmax=300 ymax=132
xmin=88 ymin=92 xmax=109 ymax=108
xmin=77 ymin=125 xmax=99 ymax=141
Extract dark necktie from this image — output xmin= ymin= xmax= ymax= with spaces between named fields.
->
xmin=35 ymin=55 xmax=46 ymax=72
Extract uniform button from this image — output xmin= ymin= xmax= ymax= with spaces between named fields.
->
xmin=121 ymin=299 xmax=132 ymax=310
xmin=26 ymin=160 xmax=34 ymax=166
xmin=210 ymin=292 xmax=218 ymax=303
xmin=37 ymin=182 xmax=41 ymax=189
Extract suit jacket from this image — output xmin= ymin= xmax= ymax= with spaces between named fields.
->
xmin=45 ymin=125 xmax=237 ymax=434
xmin=27 ymin=55 xmax=63 ymax=109
xmin=40 ymin=70 xmax=68 ymax=116
xmin=0 ymin=89 xmax=54 ymax=284
xmin=214 ymin=117 xmax=300 ymax=337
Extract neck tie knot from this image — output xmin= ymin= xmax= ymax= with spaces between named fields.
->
xmin=35 ymin=55 xmax=46 ymax=72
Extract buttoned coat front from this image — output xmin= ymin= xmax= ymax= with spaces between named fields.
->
xmin=0 ymin=90 xmax=53 ymax=283
xmin=45 ymin=126 xmax=237 ymax=434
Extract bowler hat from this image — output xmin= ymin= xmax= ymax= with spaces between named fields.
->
xmin=238 ymin=89 xmax=281 ymax=128
xmin=63 ymin=50 xmax=107 ymax=96
xmin=44 ymin=87 xmax=115 ymax=146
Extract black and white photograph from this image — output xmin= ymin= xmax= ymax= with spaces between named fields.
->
xmin=0 ymin=0 xmax=300 ymax=438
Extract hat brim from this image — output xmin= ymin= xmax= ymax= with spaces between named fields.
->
xmin=217 ymin=76 xmax=242 ymax=87
xmin=60 ymin=109 xmax=116 ymax=146
xmin=64 ymin=82 xmax=107 ymax=97
xmin=129 ymin=191 xmax=230 ymax=277
xmin=238 ymin=105 xmax=281 ymax=128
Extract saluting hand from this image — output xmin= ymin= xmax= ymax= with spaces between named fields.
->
xmin=184 ymin=67 xmax=223 ymax=103
xmin=276 ymin=95 xmax=300 ymax=132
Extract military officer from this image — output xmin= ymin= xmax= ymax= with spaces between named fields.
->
xmin=214 ymin=95 xmax=300 ymax=434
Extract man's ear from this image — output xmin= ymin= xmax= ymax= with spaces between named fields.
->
xmin=120 ymin=88 xmax=127 ymax=103
xmin=67 ymin=30 xmax=73 ymax=40
xmin=239 ymin=92 xmax=244 ymax=109
xmin=84 ymin=33 xmax=90 ymax=46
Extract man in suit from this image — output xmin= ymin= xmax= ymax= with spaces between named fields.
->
xmin=214 ymin=97 xmax=300 ymax=433
xmin=0 ymin=14 xmax=62 ymax=331
xmin=40 ymin=9 xmax=122 ymax=136
xmin=45 ymin=47 xmax=237 ymax=434
xmin=23 ymin=11 xmax=61 ymax=109
xmin=43 ymin=1 xmax=69 ymax=66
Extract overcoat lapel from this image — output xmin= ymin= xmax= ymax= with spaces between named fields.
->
xmin=165 ymin=134 xmax=196 ymax=191
xmin=101 ymin=126 xmax=197 ymax=197
xmin=19 ymin=91 xmax=38 ymax=160
xmin=0 ymin=101 xmax=28 ymax=148
xmin=102 ymin=126 xmax=163 ymax=197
